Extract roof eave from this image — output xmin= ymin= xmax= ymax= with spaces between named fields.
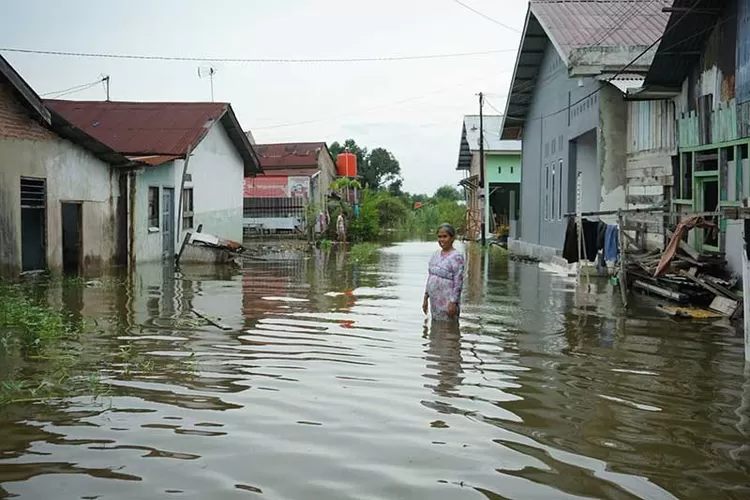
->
xmin=501 ymin=5 xmax=539 ymax=139
xmin=220 ymin=105 xmax=263 ymax=177
xmin=0 ymin=55 xmax=51 ymax=125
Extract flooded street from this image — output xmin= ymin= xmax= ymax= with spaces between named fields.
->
xmin=1 ymin=241 xmax=749 ymax=499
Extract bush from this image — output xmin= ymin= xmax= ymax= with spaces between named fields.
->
xmin=348 ymin=189 xmax=380 ymax=242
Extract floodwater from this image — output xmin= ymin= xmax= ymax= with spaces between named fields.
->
xmin=1 ymin=241 xmax=749 ymax=499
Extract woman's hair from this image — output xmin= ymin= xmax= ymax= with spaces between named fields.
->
xmin=437 ymin=223 xmax=456 ymax=237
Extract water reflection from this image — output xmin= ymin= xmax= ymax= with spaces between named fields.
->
xmin=0 ymin=242 xmax=749 ymax=499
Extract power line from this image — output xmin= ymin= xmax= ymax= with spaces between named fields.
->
xmin=0 ymin=46 xmax=517 ymax=64
xmin=449 ymin=0 xmax=522 ymax=33
xmin=41 ymin=77 xmax=105 ymax=98
xmin=504 ymin=0 xmax=703 ymax=126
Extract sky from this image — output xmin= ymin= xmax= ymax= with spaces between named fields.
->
xmin=1 ymin=0 xmax=528 ymax=195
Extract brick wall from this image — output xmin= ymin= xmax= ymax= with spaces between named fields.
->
xmin=0 ymin=81 xmax=55 ymax=141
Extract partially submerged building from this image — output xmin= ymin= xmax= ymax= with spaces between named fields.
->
xmin=501 ymin=0 xmax=671 ymax=260
xmin=0 ymin=55 xmax=136 ymax=278
xmin=46 ymin=100 xmax=261 ymax=265
xmin=244 ymin=142 xmax=336 ymax=233
xmin=456 ymin=115 xmax=522 ymax=240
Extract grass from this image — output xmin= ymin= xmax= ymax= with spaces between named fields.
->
xmin=0 ymin=285 xmax=73 ymax=353
xmin=320 ymin=239 xmax=332 ymax=252
xmin=349 ymin=243 xmax=380 ymax=263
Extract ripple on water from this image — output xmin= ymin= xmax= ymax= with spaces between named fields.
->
xmin=0 ymin=245 xmax=749 ymax=499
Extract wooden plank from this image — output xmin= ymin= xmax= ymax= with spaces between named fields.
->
xmin=678 ymin=271 xmax=740 ymax=301
xmin=665 ymin=229 xmax=700 ymax=260
xmin=709 ymin=296 xmax=739 ymax=316
xmin=192 ymin=308 xmax=233 ymax=331
xmin=634 ymin=280 xmax=687 ymax=302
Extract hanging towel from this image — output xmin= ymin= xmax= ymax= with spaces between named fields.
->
xmin=562 ymin=217 xmax=579 ymax=263
xmin=604 ymin=224 xmax=619 ymax=262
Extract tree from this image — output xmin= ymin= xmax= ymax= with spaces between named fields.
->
xmin=329 ymin=139 xmax=403 ymax=191
xmin=371 ymin=192 xmax=408 ymax=229
xmin=363 ymin=147 xmax=402 ymax=191
xmin=434 ymin=185 xmax=463 ymax=202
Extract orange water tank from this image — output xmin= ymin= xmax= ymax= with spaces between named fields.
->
xmin=336 ymin=153 xmax=357 ymax=177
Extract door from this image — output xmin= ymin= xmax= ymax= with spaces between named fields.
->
xmin=61 ymin=202 xmax=83 ymax=275
xmin=162 ymin=187 xmax=175 ymax=261
xmin=20 ymin=177 xmax=47 ymax=272
xmin=696 ymin=176 xmax=719 ymax=251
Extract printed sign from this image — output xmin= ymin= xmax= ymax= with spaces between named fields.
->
xmin=244 ymin=175 xmax=311 ymax=198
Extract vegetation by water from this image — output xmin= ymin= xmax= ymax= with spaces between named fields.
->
xmin=348 ymin=243 xmax=380 ymax=263
xmin=0 ymin=284 xmax=72 ymax=353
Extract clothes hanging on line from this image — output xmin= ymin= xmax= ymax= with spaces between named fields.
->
xmin=561 ymin=217 xmax=610 ymax=263
xmin=603 ymin=224 xmax=619 ymax=263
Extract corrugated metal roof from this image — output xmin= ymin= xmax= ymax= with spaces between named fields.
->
xmin=44 ymin=100 xmax=227 ymax=156
xmin=44 ymin=99 xmax=261 ymax=174
xmin=501 ymin=1 xmax=672 ymax=140
xmin=254 ymin=142 xmax=330 ymax=169
xmin=531 ymin=0 xmax=672 ymax=56
xmin=257 ymin=167 xmax=319 ymax=177
xmin=644 ymin=0 xmax=732 ymax=87
xmin=463 ymin=115 xmax=522 ymax=152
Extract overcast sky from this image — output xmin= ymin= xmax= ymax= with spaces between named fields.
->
xmin=1 ymin=0 xmax=528 ymax=195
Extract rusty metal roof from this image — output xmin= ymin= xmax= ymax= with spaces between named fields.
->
xmin=254 ymin=142 xmax=331 ymax=169
xmin=532 ymin=0 xmax=672 ymax=57
xmin=44 ymin=100 xmax=261 ymax=174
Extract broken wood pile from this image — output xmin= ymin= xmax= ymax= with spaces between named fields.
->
xmin=625 ymin=245 xmax=741 ymax=320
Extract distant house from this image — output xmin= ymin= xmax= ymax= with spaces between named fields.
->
xmin=45 ymin=100 xmax=261 ymax=264
xmin=243 ymin=142 xmax=336 ymax=233
xmin=500 ymin=0 xmax=671 ymax=260
xmin=0 ymin=54 xmax=136 ymax=278
xmin=456 ymin=115 xmax=522 ymax=240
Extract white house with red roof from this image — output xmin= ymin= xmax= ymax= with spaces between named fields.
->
xmin=46 ymin=100 xmax=261 ymax=264
xmin=244 ymin=142 xmax=336 ymax=233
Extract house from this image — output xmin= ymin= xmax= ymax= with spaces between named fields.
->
xmin=45 ymin=100 xmax=261 ymax=265
xmin=456 ymin=115 xmax=522 ymax=240
xmin=500 ymin=0 xmax=671 ymax=261
xmin=0 ymin=54 xmax=138 ymax=278
xmin=243 ymin=142 xmax=336 ymax=233
xmin=632 ymin=0 xmax=748 ymax=276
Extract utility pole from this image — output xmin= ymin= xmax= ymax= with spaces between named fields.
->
xmin=103 ymin=75 xmax=110 ymax=101
xmin=198 ymin=67 xmax=216 ymax=102
xmin=478 ymin=92 xmax=486 ymax=246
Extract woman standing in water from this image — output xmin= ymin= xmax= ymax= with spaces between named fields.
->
xmin=422 ymin=223 xmax=465 ymax=321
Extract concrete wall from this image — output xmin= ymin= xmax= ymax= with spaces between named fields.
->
xmin=131 ymin=122 xmax=245 ymax=263
xmin=486 ymin=153 xmax=521 ymax=183
xmin=0 ymin=81 xmax=118 ymax=277
xmin=317 ymin=149 xmax=336 ymax=208
xmin=598 ymin=84 xmax=628 ymax=219
xmin=133 ymin=162 xmax=178 ymax=263
xmin=519 ymin=42 xmax=600 ymax=249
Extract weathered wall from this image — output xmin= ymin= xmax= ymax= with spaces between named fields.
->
xmin=317 ymin=149 xmax=336 ymax=208
xmin=182 ymin=122 xmax=244 ymax=244
xmin=133 ymin=162 xmax=178 ymax=263
xmin=599 ymin=84 xmax=628 ymax=217
xmin=625 ymin=99 xmax=677 ymax=249
xmin=0 ymin=81 xmax=117 ymax=277
xmin=486 ymin=153 xmax=521 ymax=184
xmin=519 ymin=41 xmax=601 ymax=249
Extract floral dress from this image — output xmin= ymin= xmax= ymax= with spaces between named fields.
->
xmin=425 ymin=249 xmax=465 ymax=321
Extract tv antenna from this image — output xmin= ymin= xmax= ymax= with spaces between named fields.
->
xmin=198 ymin=66 xmax=217 ymax=102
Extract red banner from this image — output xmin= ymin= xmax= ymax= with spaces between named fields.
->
xmin=244 ymin=176 xmax=288 ymax=198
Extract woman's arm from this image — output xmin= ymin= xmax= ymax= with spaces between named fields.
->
xmin=450 ymin=254 xmax=465 ymax=304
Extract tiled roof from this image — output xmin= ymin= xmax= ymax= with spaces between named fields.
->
xmin=254 ymin=142 xmax=330 ymax=169
xmin=44 ymin=100 xmax=260 ymax=173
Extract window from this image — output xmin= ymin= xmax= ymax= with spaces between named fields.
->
xmin=510 ymin=166 xmax=514 ymax=174
xmin=551 ymin=161 xmax=557 ymax=220
xmin=182 ymin=188 xmax=194 ymax=229
xmin=544 ymin=163 xmax=549 ymax=220
xmin=558 ymin=160 xmax=564 ymax=219
xmin=148 ymin=186 xmax=160 ymax=229
xmin=498 ymin=166 xmax=502 ymax=174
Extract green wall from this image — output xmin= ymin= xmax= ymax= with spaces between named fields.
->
xmin=486 ymin=153 xmax=521 ymax=184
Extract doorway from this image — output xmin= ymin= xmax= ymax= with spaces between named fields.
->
xmin=696 ymin=176 xmax=719 ymax=250
xmin=61 ymin=202 xmax=83 ymax=275
xmin=20 ymin=177 xmax=47 ymax=272
xmin=162 ymin=187 xmax=175 ymax=261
